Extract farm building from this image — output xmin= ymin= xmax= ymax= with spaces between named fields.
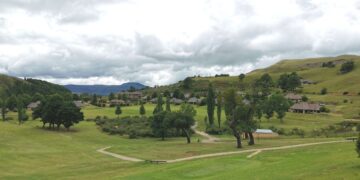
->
xmin=290 ymin=102 xmax=321 ymax=113
xmin=187 ymin=97 xmax=201 ymax=105
xmin=109 ymin=99 xmax=128 ymax=106
xmin=118 ymin=92 xmax=143 ymax=100
xmin=285 ymin=93 xmax=302 ymax=102
xmin=73 ymin=101 xmax=84 ymax=108
xmin=170 ymin=98 xmax=184 ymax=105
xmin=27 ymin=101 xmax=41 ymax=110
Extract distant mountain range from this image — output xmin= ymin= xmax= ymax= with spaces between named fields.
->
xmin=64 ymin=82 xmax=147 ymax=95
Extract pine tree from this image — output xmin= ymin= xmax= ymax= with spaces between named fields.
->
xmin=17 ymin=97 xmax=24 ymax=125
xmin=115 ymin=105 xmax=122 ymax=119
xmin=216 ymin=94 xmax=222 ymax=128
xmin=166 ymin=96 xmax=171 ymax=112
xmin=139 ymin=103 xmax=146 ymax=116
xmin=207 ymin=83 xmax=215 ymax=126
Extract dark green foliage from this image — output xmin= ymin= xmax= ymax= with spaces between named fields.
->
xmin=32 ymin=93 xmax=45 ymax=102
xmin=57 ymin=101 xmax=84 ymax=130
xmin=278 ymin=72 xmax=301 ymax=92
xmin=223 ymin=89 xmax=237 ymax=118
xmin=340 ymin=61 xmax=355 ymax=74
xmin=139 ymin=103 xmax=146 ymax=116
xmin=206 ymin=83 xmax=216 ymax=126
xmin=320 ymin=106 xmax=330 ymax=113
xmin=34 ymin=94 xmax=83 ymax=130
xmin=238 ymin=73 xmax=245 ymax=81
xmin=174 ymin=104 xmax=196 ymax=143
xmin=356 ymin=133 xmax=360 ymax=157
xmin=270 ymin=94 xmax=290 ymax=123
xmin=322 ymin=61 xmax=335 ymax=68
xmin=288 ymin=128 xmax=305 ymax=137
xmin=153 ymin=95 xmax=164 ymax=114
xmin=17 ymin=98 xmax=24 ymax=124
xmin=182 ymin=77 xmax=193 ymax=89
xmin=302 ymin=95 xmax=308 ymax=102
xmin=1 ymin=99 xmax=6 ymax=121
xmin=343 ymin=91 xmax=349 ymax=95
xmin=6 ymin=95 xmax=17 ymax=111
xmin=166 ymin=96 xmax=171 ymax=112
xmin=115 ymin=105 xmax=122 ymax=118
xmin=151 ymin=111 xmax=172 ymax=140
xmin=255 ymin=73 xmax=274 ymax=96
xmin=109 ymin=92 xmax=115 ymax=101
xmin=216 ymin=94 xmax=222 ymax=128
xmin=91 ymin=94 xmax=98 ymax=106
xmin=320 ymin=88 xmax=327 ymax=95
xmin=96 ymin=116 xmax=153 ymax=138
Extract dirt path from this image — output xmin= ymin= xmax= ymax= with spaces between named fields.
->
xmin=191 ymin=123 xmax=220 ymax=143
xmin=97 ymin=147 xmax=144 ymax=162
xmin=97 ymin=140 xmax=352 ymax=163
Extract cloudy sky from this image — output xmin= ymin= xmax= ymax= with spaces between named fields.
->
xmin=1 ymin=0 xmax=360 ymax=86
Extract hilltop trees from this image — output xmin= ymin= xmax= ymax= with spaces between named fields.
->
xmin=207 ymin=83 xmax=216 ymax=126
xmin=278 ymin=72 xmax=301 ymax=92
xmin=340 ymin=61 xmax=355 ymax=74
xmin=182 ymin=77 xmax=193 ymax=89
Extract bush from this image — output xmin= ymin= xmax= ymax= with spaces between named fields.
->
xmin=343 ymin=91 xmax=349 ymax=95
xmin=343 ymin=99 xmax=348 ymax=103
xmin=288 ymin=128 xmax=305 ymax=137
xmin=340 ymin=61 xmax=355 ymax=74
xmin=206 ymin=126 xmax=225 ymax=135
xmin=320 ymin=88 xmax=327 ymax=95
xmin=301 ymin=95 xmax=308 ymax=102
xmin=320 ymin=106 xmax=330 ymax=113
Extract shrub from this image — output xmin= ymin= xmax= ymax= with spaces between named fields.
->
xmin=301 ymin=95 xmax=308 ymax=102
xmin=343 ymin=99 xmax=348 ymax=103
xmin=340 ymin=61 xmax=355 ymax=74
xmin=288 ymin=128 xmax=305 ymax=138
xmin=320 ymin=88 xmax=327 ymax=95
xmin=320 ymin=106 xmax=330 ymax=113
xmin=343 ymin=91 xmax=349 ymax=95
xmin=358 ymin=92 xmax=360 ymax=96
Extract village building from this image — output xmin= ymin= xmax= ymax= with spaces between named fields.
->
xmin=150 ymin=98 xmax=158 ymax=104
xmin=290 ymin=102 xmax=321 ymax=113
xmin=73 ymin=101 xmax=84 ymax=108
xmin=285 ymin=93 xmax=302 ymax=102
xmin=118 ymin=92 xmax=143 ymax=100
xmin=253 ymin=129 xmax=279 ymax=138
xmin=170 ymin=98 xmax=184 ymax=105
xmin=27 ymin=101 xmax=41 ymax=110
xmin=187 ymin=97 xmax=201 ymax=105
xmin=109 ymin=99 xmax=128 ymax=106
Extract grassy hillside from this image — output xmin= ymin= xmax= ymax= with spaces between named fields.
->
xmin=143 ymin=55 xmax=360 ymax=95
xmin=0 ymin=74 xmax=70 ymax=97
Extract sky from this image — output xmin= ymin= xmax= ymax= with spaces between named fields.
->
xmin=1 ymin=0 xmax=360 ymax=86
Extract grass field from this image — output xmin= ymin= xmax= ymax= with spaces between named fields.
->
xmin=0 ymin=119 xmax=359 ymax=179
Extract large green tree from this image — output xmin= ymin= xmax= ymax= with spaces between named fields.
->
xmin=207 ymin=83 xmax=216 ymax=126
xmin=182 ymin=77 xmax=193 ymax=89
xmin=278 ymin=72 xmax=301 ymax=92
xmin=6 ymin=95 xmax=17 ymax=111
xmin=175 ymin=104 xmax=196 ymax=143
xmin=151 ymin=111 xmax=172 ymax=140
xmin=17 ymin=97 xmax=24 ymax=125
xmin=57 ymin=101 xmax=84 ymax=130
xmin=0 ymin=99 xmax=6 ymax=121
xmin=41 ymin=94 xmax=64 ymax=129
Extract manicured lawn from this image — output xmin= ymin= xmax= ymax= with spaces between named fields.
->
xmin=0 ymin=120 xmax=359 ymax=179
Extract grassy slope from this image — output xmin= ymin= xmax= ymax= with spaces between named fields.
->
xmin=0 ymin=120 xmax=358 ymax=179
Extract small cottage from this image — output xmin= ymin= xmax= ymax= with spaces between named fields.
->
xmin=290 ymin=102 xmax=321 ymax=113
xmin=285 ymin=93 xmax=302 ymax=102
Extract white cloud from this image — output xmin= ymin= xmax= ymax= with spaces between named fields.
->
xmin=0 ymin=0 xmax=360 ymax=86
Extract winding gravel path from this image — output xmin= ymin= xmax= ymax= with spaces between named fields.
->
xmin=97 ymin=140 xmax=352 ymax=163
xmin=191 ymin=123 xmax=220 ymax=143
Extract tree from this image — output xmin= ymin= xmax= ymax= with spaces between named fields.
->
xmin=216 ymin=94 xmax=222 ymax=128
xmin=153 ymin=95 xmax=164 ymax=114
xmin=41 ymin=94 xmax=64 ymax=129
xmin=302 ymin=95 xmax=308 ymax=102
xmin=340 ymin=61 xmax=355 ymax=74
xmin=57 ymin=101 xmax=84 ymax=130
xmin=239 ymin=73 xmax=245 ymax=81
xmin=139 ymin=102 xmax=146 ymax=116
xmin=1 ymin=100 xmax=5 ymax=121
xmin=6 ymin=95 xmax=17 ymax=111
xmin=223 ymin=89 xmax=243 ymax=148
xmin=166 ymin=96 xmax=171 ymax=112
xmin=72 ymin=93 xmax=80 ymax=101
xmin=151 ymin=111 xmax=172 ymax=140
xmin=91 ymin=94 xmax=98 ymax=106
xmin=255 ymin=73 xmax=274 ymax=96
xmin=115 ymin=105 xmax=122 ymax=119
xmin=20 ymin=94 xmax=32 ymax=107
xmin=109 ymin=92 xmax=115 ymax=101
xmin=271 ymin=94 xmax=290 ymax=123
xmin=278 ymin=72 xmax=301 ymax=92
xmin=173 ymin=112 xmax=195 ymax=144
xmin=129 ymin=86 xmax=136 ymax=92
xmin=207 ymin=83 xmax=216 ymax=126
xmin=356 ymin=133 xmax=360 ymax=158
xmin=263 ymin=99 xmax=274 ymax=121
xmin=182 ymin=77 xmax=193 ymax=89
xmin=32 ymin=93 xmax=45 ymax=102
xmin=320 ymin=88 xmax=327 ymax=95
xmin=17 ymin=97 xmax=25 ymax=125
